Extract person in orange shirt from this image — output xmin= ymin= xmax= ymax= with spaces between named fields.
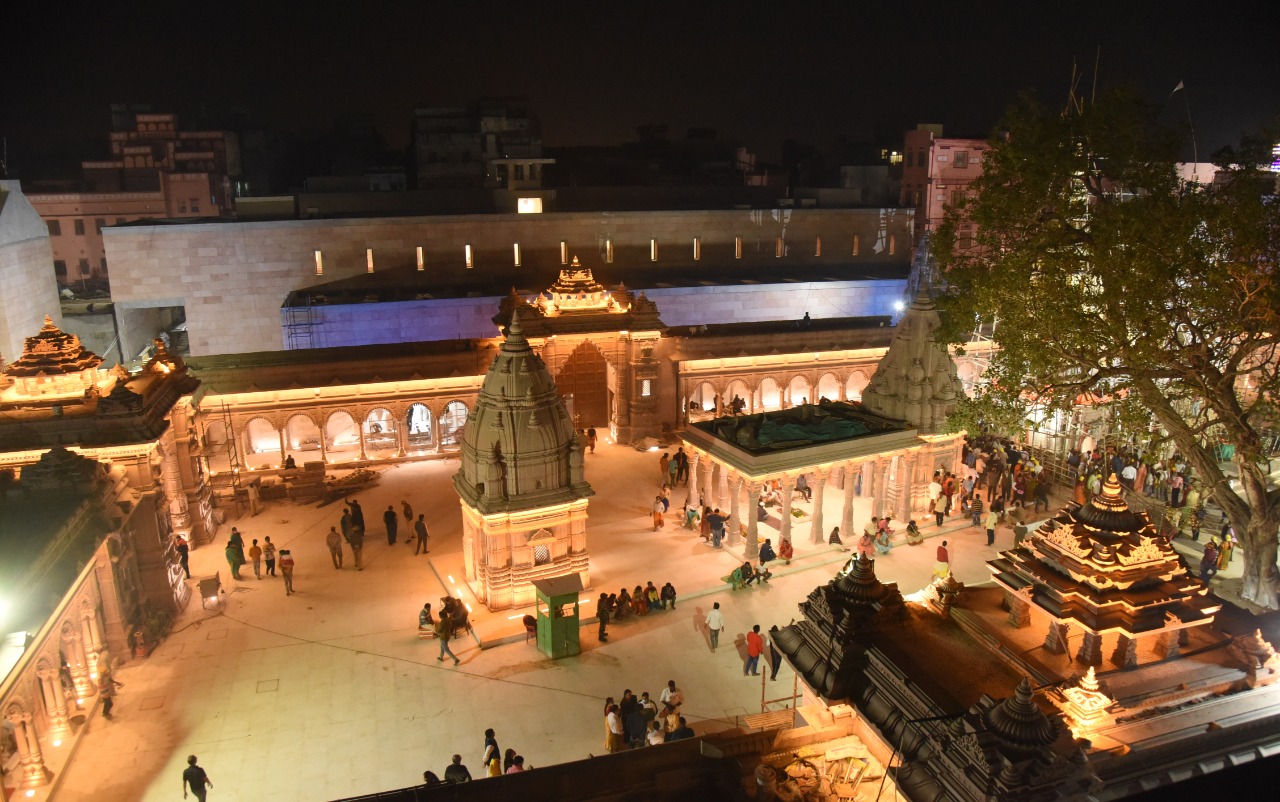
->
xmin=744 ymin=624 xmax=764 ymax=676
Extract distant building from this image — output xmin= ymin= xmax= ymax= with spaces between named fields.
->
xmin=0 ymin=180 xmax=61 ymax=361
xmin=900 ymin=124 xmax=988 ymax=248
xmin=413 ymin=98 xmax=552 ymax=192
xmin=25 ymin=109 xmax=240 ymax=287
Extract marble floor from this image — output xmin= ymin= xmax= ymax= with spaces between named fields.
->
xmin=51 ymin=443 xmax=1048 ymax=802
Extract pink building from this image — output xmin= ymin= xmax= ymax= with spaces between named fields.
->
xmin=900 ymin=124 xmax=988 ymax=249
xmin=27 ymin=112 xmax=239 ymax=287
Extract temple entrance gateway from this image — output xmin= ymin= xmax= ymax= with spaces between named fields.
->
xmin=556 ymin=341 xmax=610 ymax=428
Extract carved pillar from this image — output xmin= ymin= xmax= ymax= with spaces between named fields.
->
xmin=1111 ymin=634 xmax=1139 ymax=668
xmin=1077 ymin=630 xmax=1104 ymax=665
xmin=809 ymin=469 xmax=827 ymax=545
xmin=898 ymin=452 xmax=918 ymax=522
xmin=704 ymin=460 xmax=717 ymax=512
xmin=61 ymin=622 xmax=92 ymax=700
xmin=869 ymin=457 xmax=887 ymax=519
xmin=778 ymin=480 xmax=795 ymax=545
xmin=6 ymin=708 xmax=51 ymax=788
xmin=1155 ymin=629 xmax=1181 ymax=659
xmin=729 ymin=474 xmax=744 ymax=547
xmin=688 ymin=452 xmax=700 ymax=502
xmin=1004 ymin=590 xmax=1031 ymax=628
xmin=37 ymin=663 xmax=71 ymax=742
xmin=1043 ymin=620 xmax=1070 ymax=654
xmin=432 ymin=411 xmax=443 ymax=454
xmin=81 ymin=610 xmax=101 ymax=679
xmin=396 ymin=419 xmax=407 ymax=457
xmin=718 ymin=464 xmax=730 ymax=510
xmin=357 ymin=414 xmax=368 ymax=461
xmin=840 ymin=462 xmax=857 ymax=543
xmin=745 ymin=483 xmax=761 ymax=559
xmin=319 ymin=426 xmax=328 ymax=463
xmin=278 ymin=428 xmax=288 ymax=467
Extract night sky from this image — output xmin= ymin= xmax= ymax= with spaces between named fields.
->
xmin=4 ymin=0 xmax=1276 ymax=176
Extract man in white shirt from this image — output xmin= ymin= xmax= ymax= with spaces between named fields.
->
xmin=659 ymin=680 xmax=683 ymax=708
xmin=704 ymin=602 xmax=725 ymax=651
xmin=928 ymin=474 xmax=943 ymax=505
xmin=606 ymin=706 xmax=625 ymax=753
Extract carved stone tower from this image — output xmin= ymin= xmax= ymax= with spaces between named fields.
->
xmin=861 ymin=292 xmax=964 ymax=434
xmin=454 ymin=310 xmax=594 ymax=610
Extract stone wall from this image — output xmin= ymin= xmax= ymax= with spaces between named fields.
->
xmin=0 ymin=181 xmax=62 ymax=361
xmin=103 ymin=208 xmax=913 ymax=356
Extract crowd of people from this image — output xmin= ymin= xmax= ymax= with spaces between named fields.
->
xmin=596 ymin=581 xmax=678 ymax=640
xmin=417 ymin=726 xmax=533 ymax=786
xmin=602 ymin=682 xmax=697 ymax=753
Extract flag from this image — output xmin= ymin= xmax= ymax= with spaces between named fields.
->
xmin=1171 ymin=80 xmax=1185 ymax=96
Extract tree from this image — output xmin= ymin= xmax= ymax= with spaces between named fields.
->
xmin=933 ymin=88 xmax=1280 ymax=608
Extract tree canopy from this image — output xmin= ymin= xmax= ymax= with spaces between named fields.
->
xmin=933 ymin=88 xmax=1280 ymax=608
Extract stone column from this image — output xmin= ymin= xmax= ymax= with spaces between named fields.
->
xmin=869 ymin=457 xmax=887 ymax=519
xmin=840 ymin=462 xmax=857 ymax=544
xmin=1003 ymin=589 xmax=1031 ymax=628
xmin=898 ymin=452 xmax=918 ymax=522
xmin=61 ymin=623 xmax=92 ymax=700
xmin=396 ymin=421 xmax=407 ymax=457
xmin=688 ymin=452 xmax=700 ymax=502
xmin=1155 ymin=629 xmax=1181 ymax=659
xmin=278 ymin=428 xmax=288 ymax=467
xmin=1043 ymin=620 xmax=1070 ymax=654
xmin=745 ymin=483 xmax=762 ymax=559
xmin=37 ymin=663 xmax=71 ymax=742
xmin=7 ymin=710 xmax=50 ymax=788
xmin=432 ymin=412 xmax=443 ymax=454
xmin=718 ymin=465 xmax=730 ymax=510
xmin=319 ymin=429 xmax=328 ymax=464
xmin=1077 ymin=630 xmax=1103 ymax=665
xmin=357 ymin=415 xmax=368 ymax=461
xmin=809 ymin=469 xmax=828 ymax=545
xmin=1111 ymin=634 xmax=1139 ymax=668
xmin=778 ymin=479 xmax=795 ymax=545
xmin=81 ymin=612 xmax=101 ymax=679
xmin=704 ymin=460 xmax=717 ymax=512
xmin=729 ymin=474 xmax=744 ymax=547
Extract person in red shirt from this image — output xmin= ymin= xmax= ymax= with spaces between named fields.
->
xmin=744 ymin=624 xmax=764 ymax=676
xmin=932 ymin=540 xmax=950 ymax=580
xmin=279 ymin=549 xmax=296 ymax=595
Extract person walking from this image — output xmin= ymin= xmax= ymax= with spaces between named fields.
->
xmin=326 ymin=526 xmax=344 ymax=569
xmin=481 ymin=729 xmax=502 ymax=777
xmin=444 ymin=754 xmax=472 ymax=783
xmin=263 ymin=536 xmax=277 ymax=576
xmin=596 ymin=593 xmax=611 ymax=641
xmin=98 ymin=668 xmax=123 ymax=719
xmin=340 ymin=510 xmax=353 ymax=542
xmin=933 ymin=493 xmax=947 ymax=527
xmin=224 ymin=539 xmax=243 ymax=580
xmin=675 ymin=447 xmax=689 ymax=484
xmin=348 ymin=525 xmax=365 ymax=570
xmin=744 ymin=624 xmax=763 ymax=676
xmin=228 ymin=528 xmax=246 ymax=565
xmin=402 ymin=499 xmax=414 ymax=534
xmin=969 ymin=493 xmax=984 ymax=528
xmin=984 ymin=507 xmax=999 ymax=547
xmin=933 ymin=540 xmax=951 ymax=579
xmin=586 ymin=427 xmax=597 ymax=454
xmin=766 ymin=625 xmax=784 ymax=681
xmin=659 ymin=452 xmax=670 ymax=484
xmin=279 ymin=549 xmax=296 ymax=595
xmin=436 ymin=615 xmax=461 ymax=664
xmin=182 ymin=755 xmax=213 ymax=801
xmin=414 ymin=514 xmax=430 ymax=555
xmin=652 ymin=495 xmax=666 ymax=531
xmin=249 ymin=538 xmax=263 ymax=579
xmin=705 ymin=602 xmax=725 ymax=651
xmin=384 ymin=505 xmax=398 ymax=546
xmin=175 ymin=536 xmax=191 ymax=579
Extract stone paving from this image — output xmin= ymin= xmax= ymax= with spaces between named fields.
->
xmin=52 ymin=443 xmax=1066 ymax=802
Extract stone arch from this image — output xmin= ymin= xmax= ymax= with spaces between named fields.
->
xmin=688 ymin=381 xmax=718 ymax=415
xmin=817 ymin=372 xmax=841 ymax=402
xmin=440 ymin=400 xmax=469 ymax=448
xmin=243 ymin=416 xmax=280 ymax=469
xmin=405 ymin=403 xmax=434 ymax=453
xmin=846 ymin=370 xmax=870 ymax=401
xmin=324 ymin=410 xmax=360 ymax=461
xmin=284 ymin=413 xmax=321 ymax=457
xmin=757 ymin=377 xmax=782 ymax=409
xmin=363 ymin=407 xmax=398 ymax=457
xmin=787 ymin=375 xmax=811 ymax=407
xmin=724 ymin=379 xmax=751 ymax=413
xmin=956 ymin=361 xmax=980 ymax=397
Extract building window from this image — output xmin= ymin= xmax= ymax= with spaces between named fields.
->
xmin=852 ymin=234 xmax=860 ymax=256
xmin=47 ymin=220 xmax=61 ymax=236
xmin=905 ymin=151 xmax=913 ymax=168
xmin=314 ymin=250 xmax=324 ymax=276
xmin=951 ymin=189 xmax=965 ymax=206
xmin=115 ymin=217 xmax=125 ymax=225
xmin=54 ymin=259 xmax=67 ymax=278
xmin=650 ymin=239 xmax=658 ymax=262
xmin=560 ymin=241 xmax=568 ymax=265
xmin=74 ymin=219 xmax=85 ymax=236
xmin=366 ymin=248 xmax=375 ymax=273
xmin=191 ymin=202 xmax=200 ymax=214
xmin=953 ymin=150 xmax=969 ymax=169
xmin=641 ymin=379 xmax=652 ymax=397
xmin=513 ymin=164 xmax=524 ymax=180
xmin=606 ymin=239 xmax=614 ymax=263
xmin=79 ymin=258 xmax=91 ymax=275
xmin=693 ymin=237 xmax=701 ymax=260
xmin=517 ymin=197 xmax=543 ymax=213
xmin=533 ymin=544 xmax=551 ymax=565
xmin=815 ymin=236 xmax=822 ymax=257
xmin=465 ymin=244 xmax=474 ymax=269
xmin=734 ymin=236 xmax=742 ymax=259
xmin=513 ymin=243 xmax=521 ymax=266
xmin=94 ymin=218 xmax=105 ymax=235
xmin=100 ymin=257 xmax=108 ymax=273
xmin=416 ymin=246 xmax=425 ymax=271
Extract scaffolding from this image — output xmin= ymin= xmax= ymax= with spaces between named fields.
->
xmin=203 ymin=401 xmax=245 ymax=516
xmin=283 ymin=294 xmax=318 ymax=350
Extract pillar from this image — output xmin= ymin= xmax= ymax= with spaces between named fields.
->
xmin=840 ymin=462 xmax=857 ymax=544
xmin=396 ymin=420 xmax=407 ymax=457
xmin=1155 ymin=629 xmax=1181 ymax=659
xmin=61 ymin=624 xmax=92 ymax=700
xmin=898 ymin=452 xmax=917 ymax=522
xmin=1077 ymin=630 xmax=1103 ymax=665
xmin=319 ymin=426 xmax=328 ymax=463
xmin=718 ymin=465 xmax=730 ymax=510
xmin=37 ymin=664 xmax=71 ymax=742
xmin=778 ymin=480 xmax=795 ymax=544
xmin=1043 ymin=620 xmax=1070 ymax=654
xmin=729 ymin=474 xmax=744 ymax=547
xmin=810 ymin=469 xmax=827 ymax=545
xmin=278 ymin=428 xmax=288 ymax=467
xmin=1003 ymin=589 xmax=1031 ymax=628
xmin=7 ymin=710 xmax=50 ymax=788
xmin=688 ymin=452 xmax=699 ymax=501
xmin=869 ymin=457 xmax=887 ymax=519
xmin=81 ymin=613 xmax=101 ymax=679
xmin=704 ymin=459 xmax=716 ymax=512
xmin=1111 ymin=634 xmax=1139 ymax=668
xmin=357 ymin=415 xmax=368 ymax=461
xmin=745 ymin=483 xmax=761 ymax=559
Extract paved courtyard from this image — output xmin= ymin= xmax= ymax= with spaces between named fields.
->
xmin=54 ymin=442 xmax=1067 ymax=801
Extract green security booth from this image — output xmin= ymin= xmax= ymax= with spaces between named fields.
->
xmin=532 ymin=574 xmax=584 ymax=658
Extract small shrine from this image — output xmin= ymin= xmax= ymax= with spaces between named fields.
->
xmin=2 ymin=315 xmax=104 ymax=398
xmin=988 ymin=474 xmax=1220 ymax=667
xmin=538 ymin=256 xmax=621 ymax=315
xmin=860 ymin=291 xmax=964 ymax=434
xmin=453 ymin=309 xmax=594 ymax=610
